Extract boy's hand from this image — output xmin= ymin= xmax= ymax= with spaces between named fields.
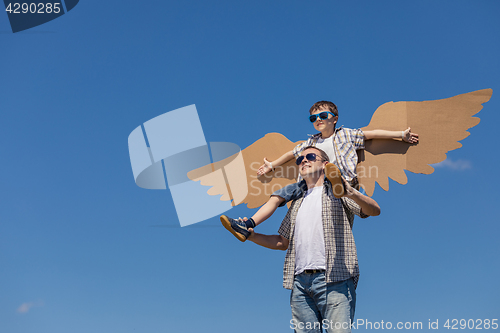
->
xmin=257 ymin=158 xmax=273 ymax=176
xmin=403 ymin=127 xmax=419 ymax=144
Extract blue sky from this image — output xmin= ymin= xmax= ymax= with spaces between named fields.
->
xmin=1 ymin=1 xmax=499 ymax=332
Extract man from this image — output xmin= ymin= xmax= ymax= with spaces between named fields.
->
xmin=247 ymin=146 xmax=380 ymax=333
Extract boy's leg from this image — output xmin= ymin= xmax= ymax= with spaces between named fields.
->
xmin=220 ymin=196 xmax=285 ymax=243
xmin=251 ymin=196 xmax=285 ymax=226
xmin=220 ymin=182 xmax=303 ymax=242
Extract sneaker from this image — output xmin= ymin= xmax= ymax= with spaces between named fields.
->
xmin=325 ymin=163 xmax=344 ymax=198
xmin=220 ymin=215 xmax=250 ymax=242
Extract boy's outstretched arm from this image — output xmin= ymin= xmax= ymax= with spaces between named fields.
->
xmin=364 ymin=127 xmax=419 ymax=143
xmin=247 ymin=228 xmax=289 ymax=250
xmin=257 ymin=150 xmax=294 ymax=175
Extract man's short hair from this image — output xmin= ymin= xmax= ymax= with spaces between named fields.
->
xmin=309 ymin=101 xmax=338 ymax=117
xmin=302 ymin=146 xmax=329 ymax=163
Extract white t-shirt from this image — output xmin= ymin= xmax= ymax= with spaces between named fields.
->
xmin=294 ymin=186 xmax=326 ymax=275
xmin=314 ymin=136 xmax=335 ymax=162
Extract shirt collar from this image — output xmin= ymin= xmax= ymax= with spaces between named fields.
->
xmin=307 ymin=126 xmax=343 ymax=138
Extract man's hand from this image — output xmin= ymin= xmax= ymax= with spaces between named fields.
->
xmin=240 ymin=217 xmax=256 ymax=241
xmin=341 ymin=177 xmax=381 ymax=216
xmin=402 ymin=127 xmax=419 ymax=144
xmin=247 ymin=228 xmax=255 ymax=240
xmin=257 ymin=158 xmax=273 ymax=176
xmin=341 ymin=177 xmax=355 ymax=198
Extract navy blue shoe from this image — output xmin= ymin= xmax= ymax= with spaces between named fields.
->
xmin=220 ymin=215 xmax=250 ymax=242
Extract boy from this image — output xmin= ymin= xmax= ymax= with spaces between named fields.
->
xmin=221 ymin=101 xmax=418 ymax=242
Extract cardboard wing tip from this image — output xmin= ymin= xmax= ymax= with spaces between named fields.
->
xmin=480 ymin=88 xmax=493 ymax=97
xmin=467 ymin=88 xmax=493 ymax=103
xmin=484 ymin=88 xmax=493 ymax=102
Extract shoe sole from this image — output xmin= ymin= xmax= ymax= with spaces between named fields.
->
xmin=220 ymin=215 xmax=246 ymax=242
xmin=325 ymin=163 xmax=344 ymax=198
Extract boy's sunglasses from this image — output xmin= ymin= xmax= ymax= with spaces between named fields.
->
xmin=296 ymin=153 xmax=323 ymax=165
xmin=309 ymin=111 xmax=336 ymax=123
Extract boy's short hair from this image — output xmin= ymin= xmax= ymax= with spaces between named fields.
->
xmin=309 ymin=101 xmax=338 ymax=117
xmin=302 ymin=146 xmax=329 ymax=163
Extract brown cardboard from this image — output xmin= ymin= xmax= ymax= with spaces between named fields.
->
xmin=358 ymin=88 xmax=492 ymax=195
xmin=187 ymin=89 xmax=492 ymax=208
xmin=187 ymin=133 xmax=304 ymax=209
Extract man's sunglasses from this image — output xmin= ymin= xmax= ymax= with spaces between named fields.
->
xmin=296 ymin=153 xmax=324 ymax=165
xmin=309 ymin=111 xmax=336 ymax=123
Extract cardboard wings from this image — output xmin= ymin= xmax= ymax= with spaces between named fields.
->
xmin=187 ymin=89 xmax=492 ymax=208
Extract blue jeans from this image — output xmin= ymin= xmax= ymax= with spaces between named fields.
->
xmin=290 ymin=273 xmax=356 ymax=333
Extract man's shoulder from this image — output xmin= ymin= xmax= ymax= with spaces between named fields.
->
xmin=340 ymin=196 xmax=368 ymax=218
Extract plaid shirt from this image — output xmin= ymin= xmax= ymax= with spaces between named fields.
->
xmin=278 ymin=179 xmax=368 ymax=290
xmin=292 ymin=127 xmax=365 ymax=182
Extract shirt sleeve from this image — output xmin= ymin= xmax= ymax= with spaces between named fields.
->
xmin=278 ymin=205 xmax=293 ymax=239
xmin=341 ymin=197 xmax=369 ymax=219
xmin=347 ymin=128 xmax=365 ymax=150
xmin=292 ymin=141 xmax=308 ymax=158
